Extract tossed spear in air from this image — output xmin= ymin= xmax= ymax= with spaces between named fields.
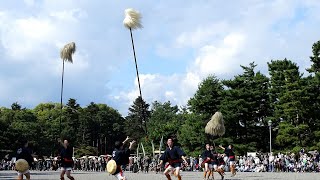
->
xmin=123 ymin=8 xmax=148 ymax=135
xmin=59 ymin=42 xmax=76 ymax=135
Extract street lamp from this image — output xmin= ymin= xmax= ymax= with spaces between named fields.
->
xmin=268 ymin=120 xmax=272 ymax=154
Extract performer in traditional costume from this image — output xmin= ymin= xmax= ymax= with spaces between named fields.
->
xmin=209 ymin=145 xmax=218 ymax=180
xmin=201 ymin=144 xmax=213 ymax=180
xmin=16 ymin=139 xmax=33 ymax=180
xmin=58 ymin=139 xmax=74 ymax=180
xmin=216 ymin=154 xmax=226 ymax=180
xmin=158 ymin=138 xmax=188 ymax=180
xmin=219 ymin=144 xmax=236 ymax=177
xmin=109 ymin=136 xmax=136 ymax=180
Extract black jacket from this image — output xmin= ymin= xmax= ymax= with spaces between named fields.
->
xmin=160 ymin=146 xmax=186 ymax=163
xmin=112 ymin=148 xmax=130 ymax=165
xmin=16 ymin=147 xmax=34 ymax=167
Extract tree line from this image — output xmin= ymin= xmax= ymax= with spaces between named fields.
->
xmin=1 ymin=40 xmax=320 ymax=158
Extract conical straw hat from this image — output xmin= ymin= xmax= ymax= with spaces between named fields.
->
xmin=15 ymin=159 xmax=29 ymax=172
xmin=106 ymin=160 xmax=117 ymax=174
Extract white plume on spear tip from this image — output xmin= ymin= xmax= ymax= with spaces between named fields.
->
xmin=123 ymin=8 xmax=148 ymax=135
xmin=60 ymin=42 xmax=76 ymax=63
xmin=123 ymin=8 xmax=143 ymax=30
xmin=59 ymin=42 xmax=76 ymax=135
xmin=205 ymin=112 xmax=225 ymax=136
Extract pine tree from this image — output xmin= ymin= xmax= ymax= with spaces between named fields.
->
xmin=125 ymin=96 xmax=150 ymax=140
xmin=188 ymin=75 xmax=223 ymax=120
xmin=268 ymin=59 xmax=309 ymax=150
xmin=220 ymin=62 xmax=270 ymax=151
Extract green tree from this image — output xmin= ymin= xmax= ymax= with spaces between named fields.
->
xmin=268 ymin=59 xmax=309 ymax=150
xmin=305 ymin=40 xmax=320 ymax=149
xmin=77 ymin=102 xmax=125 ymax=155
xmin=220 ymin=62 xmax=270 ymax=152
xmin=188 ymin=75 xmax=223 ymax=120
xmin=62 ymin=98 xmax=81 ymax=143
xmin=33 ymin=103 xmax=61 ymax=156
xmin=96 ymin=104 xmax=125 ymax=154
xmin=125 ymin=96 xmax=150 ymax=140
xmin=0 ymin=107 xmax=14 ymax=157
xmin=7 ymin=104 xmax=43 ymax=154
xmin=148 ymin=101 xmax=181 ymax=142
xmin=307 ymin=40 xmax=320 ymax=73
xmin=79 ymin=102 xmax=99 ymax=146
xmin=178 ymin=113 xmax=206 ymax=156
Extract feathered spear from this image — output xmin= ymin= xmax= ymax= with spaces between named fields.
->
xmin=123 ymin=8 xmax=148 ymax=135
xmin=59 ymin=42 xmax=76 ymax=135
xmin=205 ymin=112 xmax=225 ymax=146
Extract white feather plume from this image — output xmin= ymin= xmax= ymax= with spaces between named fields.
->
xmin=205 ymin=112 xmax=225 ymax=136
xmin=123 ymin=8 xmax=142 ymax=30
xmin=60 ymin=42 xmax=76 ymax=63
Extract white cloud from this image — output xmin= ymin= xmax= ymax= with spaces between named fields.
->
xmin=112 ymin=72 xmax=201 ymax=114
xmin=1 ymin=0 xmax=320 ymax=116
xmin=24 ymin=0 xmax=35 ymax=6
xmin=0 ymin=2 xmax=93 ymax=108
xmin=50 ymin=9 xmax=88 ymax=22
xmin=0 ymin=78 xmax=11 ymax=99
xmin=113 ymin=32 xmax=247 ymax=114
xmin=1 ymin=17 xmax=56 ymax=60
xmin=0 ymin=8 xmax=88 ymax=71
xmin=112 ymin=0 xmax=320 ymax=116
xmin=175 ymin=21 xmax=229 ymax=48
xmin=193 ymin=33 xmax=246 ymax=76
xmin=45 ymin=52 xmax=90 ymax=78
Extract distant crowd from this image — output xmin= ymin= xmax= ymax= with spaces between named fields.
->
xmin=1 ymin=150 xmax=320 ymax=173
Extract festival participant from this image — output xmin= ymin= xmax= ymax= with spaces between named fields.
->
xmin=209 ymin=145 xmax=218 ymax=180
xmin=16 ymin=140 xmax=33 ymax=180
xmin=216 ymin=154 xmax=226 ymax=180
xmin=158 ymin=138 xmax=188 ymax=180
xmin=201 ymin=144 xmax=213 ymax=180
xmin=58 ymin=139 xmax=75 ymax=180
xmin=111 ymin=136 xmax=136 ymax=180
xmin=219 ymin=144 xmax=236 ymax=177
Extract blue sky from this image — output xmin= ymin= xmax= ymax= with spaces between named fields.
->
xmin=0 ymin=0 xmax=320 ymax=115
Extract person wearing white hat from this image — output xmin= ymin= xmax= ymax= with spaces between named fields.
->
xmin=108 ymin=136 xmax=136 ymax=180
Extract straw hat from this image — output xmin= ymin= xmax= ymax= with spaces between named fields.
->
xmin=106 ymin=160 xmax=117 ymax=174
xmin=15 ymin=159 xmax=29 ymax=172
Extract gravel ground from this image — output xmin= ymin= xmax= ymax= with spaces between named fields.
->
xmin=0 ymin=170 xmax=319 ymax=180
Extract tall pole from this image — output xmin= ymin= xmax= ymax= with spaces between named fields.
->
xmin=105 ymin=136 xmax=107 ymax=155
xmin=129 ymin=28 xmax=142 ymax=99
xmin=60 ymin=60 xmax=65 ymax=136
xmin=129 ymin=27 xmax=147 ymax=135
xmin=59 ymin=42 xmax=76 ymax=137
xmin=269 ymin=123 xmax=272 ymax=154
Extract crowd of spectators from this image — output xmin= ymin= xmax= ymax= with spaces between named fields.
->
xmin=1 ymin=149 xmax=319 ymax=173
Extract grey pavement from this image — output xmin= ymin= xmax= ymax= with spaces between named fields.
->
xmin=0 ymin=170 xmax=319 ymax=180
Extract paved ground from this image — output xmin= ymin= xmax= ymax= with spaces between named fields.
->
xmin=0 ymin=170 xmax=319 ymax=180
